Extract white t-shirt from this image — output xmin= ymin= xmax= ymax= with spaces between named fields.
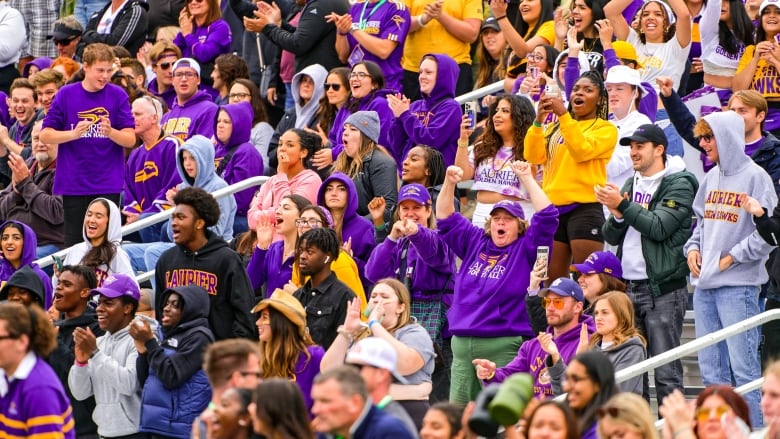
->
xmin=699 ymin=0 xmax=744 ymax=75
xmin=469 ymin=145 xmax=529 ymax=200
xmin=607 ymin=110 xmax=652 ymax=187
xmin=627 ymin=29 xmax=691 ymax=92
xmin=97 ymin=0 xmax=128 ymax=34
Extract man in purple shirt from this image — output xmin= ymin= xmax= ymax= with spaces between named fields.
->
xmin=41 ymin=42 xmax=135 ymax=247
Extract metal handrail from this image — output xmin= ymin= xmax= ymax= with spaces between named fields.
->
xmin=34 ymin=176 xmax=269 ymax=269
xmin=455 ymin=81 xmax=506 ymax=105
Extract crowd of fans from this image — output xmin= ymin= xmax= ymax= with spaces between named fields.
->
xmin=4 ymin=0 xmax=780 ymax=437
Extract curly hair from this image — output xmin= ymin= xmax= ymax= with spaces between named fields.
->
xmin=473 ymin=95 xmax=535 ymax=167
xmin=173 ymin=187 xmax=221 ymax=228
xmin=0 ymin=302 xmax=57 ymax=357
xmin=214 ymin=54 xmax=249 ymax=91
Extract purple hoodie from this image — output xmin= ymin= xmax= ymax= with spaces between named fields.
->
xmin=214 ymin=101 xmax=264 ymax=215
xmin=173 ymin=19 xmax=232 ymax=65
xmin=317 ymin=173 xmax=375 ymax=282
xmin=486 ymin=314 xmax=595 ymax=400
xmin=0 ymin=220 xmax=53 ymax=308
xmin=246 ymin=240 xmax=293 ymax=294
xmin=437 ymin=205 xmax=558 ymax=338
xmin=388 ymin=53 xmax=462 ymax=167
xmin=161 ymin=89 xmax=219 ymax=141
xmin=328 ymin=89 xmax=395 ymax=159
xmin=365 ymin=226 xmax=455 ymax=302
xmin=22 ymin=58 xmax=52 ymax=78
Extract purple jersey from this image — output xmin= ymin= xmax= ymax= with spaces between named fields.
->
xmin=124 ymin=135 xmax=183 ymax=214
xmin=42 ymin=82 xmax=134 ymax=196
xmin=346 ymin=0 xmax=410 ymax=92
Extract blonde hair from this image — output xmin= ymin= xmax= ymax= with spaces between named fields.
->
xmin=597 ymin=393 xmax=659 ymax=439
xmin=355 ymin=278 xmax=412 ymax=341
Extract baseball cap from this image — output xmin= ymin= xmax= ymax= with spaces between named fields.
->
xmin=539 ymin=278 xmax=584 ymax=302
xmin=481 ymin=16 xmax=501 ymax=32
xmin=346 ymin=337 xmax=408 ymax=384
xmin=172 ymin=58 xmax=201 ymax=77
xmin=490 ymin=200 xmax=525 ymax=220
xmin=398 ymin=183 xmax=431 ymax=206
xmin=90 ymin=273 xmax=141 ymax=301
xmin=571 ymin=251 xmax=623 ymax=279
xmin=47 ymin=22 xmax=83 ymax=41
xmin=760 ymin=0 xmax=780 ymax=15
xmin=619 ymin=124 xmax=668 ymax=147
xmin=605 ymin=65 xmax=647 ymax=97
xmin=612 ymin=41 xmax=642 ymax=69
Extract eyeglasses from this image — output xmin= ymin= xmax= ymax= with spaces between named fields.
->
xmin=54 ymin=38 xmax=75 ymax=46
xmin=540 ymin=297 xmax=567 ymax=310
xmin=324 ymin=83 xmax=342 ymax=91
xmin=238 ymin=370 xmax=262 ymax=378
xmin=0 ymin=334 xmax=15 ymax=341
xmin=349 ymin=72 xmax=370 ymax=80
xmin=526 ymin=53 xmax=545 ymax=62
xmin=695 ymin=405 xmax=731 ymax=422
xmin=153 ymin=61 xmax=174 ymax=70
xmin=295 ymin=218 xmax=323 ymax=228
xmin=229 ymin=92 xmax=251 ymax=101
xmin=697 ymin=134 xmax=714 ymax=143
xmin=173 ymin=71 xmax=197 ymax=79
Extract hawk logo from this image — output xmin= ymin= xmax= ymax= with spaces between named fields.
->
xmin=135 ymin=161 xmax=160 ymax=183
xmin=76 ymin=107 xmax=110 ymax=138
xmin=391 ymin=14 xmax=405 ymax=29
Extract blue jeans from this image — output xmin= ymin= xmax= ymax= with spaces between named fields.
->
xmin=122 ymin=242 xmax=174 ymax=274
xmin=137 ymin=213 xmax=165 ymax=243
xmin=37 ymin=244 xmax=60 ymax=277
xmin=233 ymin=215 xmax=248 ymax=236
xmin=657 ymin=109 xmax=685 ymax=157
xmin=284 ymin=83 xmax=294 ymax=111
xmin=627 ymin=283 xmax=686 ymax=407
xmin=74 ymin=0 xmax=105 ymax=27
xmin=694 ymin=285 xmax=763 ymax=426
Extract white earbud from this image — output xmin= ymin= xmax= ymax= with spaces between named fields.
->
xmin=324 ymin=256 xmax=331 ymax=263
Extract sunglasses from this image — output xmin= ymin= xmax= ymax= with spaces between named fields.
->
xmin=540 ymin=297 xmax=567 ymax=310
xmin=153 ymin=61 xmax=174 ymax=70
xmin=695 ymin=405 xmax=730 ymax=422
xmin=697 ymin=134 xmax=714 ymax=143
xmin=597 ymin=407 xmax=622 ymax=419
xmin=54 ymin=38 xmax=75 ymax=46
xmin=324 ymin=83 xmax=342 ymax=91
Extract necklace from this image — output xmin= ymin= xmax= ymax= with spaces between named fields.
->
xmin=487 ymin=149 xmax=514 ymax=178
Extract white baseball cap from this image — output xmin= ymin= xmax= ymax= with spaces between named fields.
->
xmin=345 ymin=337 xmax=408 ymax=384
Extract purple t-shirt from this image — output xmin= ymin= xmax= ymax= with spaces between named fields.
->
xmin=43 ymin=82 xmax=134 ymax=196
xmin=346 ymin=0 xmax=410 ymax=92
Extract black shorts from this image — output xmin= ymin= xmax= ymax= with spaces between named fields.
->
xmin=554 ymin=202 xmax=605 ymax=243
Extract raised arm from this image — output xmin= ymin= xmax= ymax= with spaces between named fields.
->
xmin=603 ymin=0 xmax=633 ymax=40
xmin=436 ymin=166 xmax=462 ymax=220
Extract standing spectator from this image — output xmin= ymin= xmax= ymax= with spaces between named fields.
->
xmin=399 ymin=0 xmax=482 ymax=100
xmin=312 ymin=67 xmax=351 ymax=167
xmin=245 ymin=0 xmax=349 ymax=73
xmin=211 ymin=53 xmax=249 ymax=105
xmin=389 ymin=53 xmax=462 ymax=167
xmin=599 ymin=123 xmax=697 ymax=407
xmin=123 ymin=96 xmax=182 ymax=243
xmin=29 ymin=69 xmax=66 ymax=116
xmin=327 ymin=0 xmax=411 ymax=92
xmin=119 ymin=58 xmax=148 ymax=93
xmin=74 ymin=0 xmax=106 ymax=28
xmin=174 ymin=0 xmax=231 ymax=87
xmin=68 ymin=273 xmax=143 ymax=439
xmin=161 ymin=58 xmax=219 ymax=140
xmin=131 ymin=285 xmax=214 ymax=439
xmin=40 ymin=42 xmax=135 ymax=247
xmin=489 ymin=0 xmax=554 ymax=80
xmin=249 ymin=379 xmax=314 ymax=439
xmin=0 ymin=120 xmax=63 ymax=258
xmin=0 ymin=78 xmax=40 ymax=188
xmin=561 ymin=351 xmax=618 ymax=439
xmin=0 ymin=303 xmax=75 ymax=439
xmin=147 ymin=41 xmax=182 ymax=110
xmin=683 ymin=111 xmax=777 ymax=426
xmin=228 ymin=78 xmax=274 ymax=168
xmin=47 ymin=17 xmax=84 ymax=60
xmin=154 ymin=187 xmax=256 ymax=341
xmin=0 ymin=1 xmax=24 ymax=94
xmin=77 ymin=0 xmax=150 ymax=58
xmin=9 ymin=0 xmax=59 ymax=59
xmin=48 ymin=265 xmax=102 ymax=439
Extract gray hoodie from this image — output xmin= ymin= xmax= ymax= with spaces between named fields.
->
xmin=683 ymin=111 xmax=778 ymax=289
xmin=68 ymin=325 xmax=141 ymax=437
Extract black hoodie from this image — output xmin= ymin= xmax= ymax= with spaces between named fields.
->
xmin=0 ymin=265 xmax=47 ymax=308
xmin=154 ymin=231 xmax=257 ymax=340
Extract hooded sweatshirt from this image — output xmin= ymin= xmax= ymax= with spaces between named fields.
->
xmin=328 ymin=88 xmax=396 ymax=159
xmin=0 ymin=265 xmax=48 ymax=309
xmin=173 ymin=18 xmax=232 ymax=64
xmin=161 ymin=89 xmax=219 ymax=141
xmin=154 ymin=230 xmax=257 ymax=340
xmin=486 ymin=314 xmax=596 ymax=399
xmin=388 ymin=53 xmax=462 ymax=167
xmin=68 ymin=325 xmax=141 ymax=437
xmin=683 ymin=111 xmax=778 ymax=289
xmin=124 ymin=132 xmax=183 ymax=215
xmin=173 ymin=135 xmax=236 ymax=241
xmin=317 ymin=173 xmax=376 ymax=280
xmin=214 ymin=101 xmax=265 ymax=216
xmin=139 ymin=285 xmax=214 ymax=439
xmin=437 ymin=205 xmax=559 ymax=338
xmin=594 ymin=336 xmax=646 ymax=395
xmin=55 ymin=200 xmax=134 ymax=289
xmin=0 ymin=220 xmax=53 ymax=308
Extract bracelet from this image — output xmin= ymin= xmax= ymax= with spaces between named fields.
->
xmin=486 ymin=370 xmax=496 ymax=380
xmin=533 ymin=121 xmax=542 ymax=127
xmin=336 ymin=325 xmax=355 ymax=343
xmin=495 ymin=15 xmax=507 ymax=21
xmin=74 ymin=359 xmax=88 ymax=367
xmin=458 ymin=140 xmax=469 ymax=148
xmin=417 ymin=14 xmax=427 ymax=27
xmin=368 ymin=319 xmax=380 ymax=329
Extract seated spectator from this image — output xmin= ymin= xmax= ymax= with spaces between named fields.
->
xmin=0 ymin=78 xmax=41 ymax=187
xmin=250 ymin=379 xmax=314 ymax=439
xmin=214 ymin=101 xmax=264 ymax=234
xmin=173 ymin=0 xmax=231 ymax=87
xmin=561 ymin=351 xmax=618 ymax=439
xmin=29 ymin=69 xmax=66 ymax=116
xmin=146 ymin=41 xmax=182 ymax=110
xmin=56 ymin=198 xmax=134 ymax=288
xmin=119 ymin=57 xmax=148 ymax=93
xmin=0 ymin=303 xmax=75 ymax=438
xmin=571 ymin=250 xmax=626 ymax=303
xmin=399 ymin=145 xmax=449 ymax=213
xmin=660 ymin=385 xmax=751 ymax=439
xmin=68 ymin=273 xmax=142 ymax=438
xmin=333 ymin=110 xmax=399 ymax=223
xmin=123 ymin=96 xmax=182 ymax=243
xmin=596 ymin=393 xmax=659 ymax=439
xmin=22 ymin=58 xmax=52 ymax=78
xmin=421 ymin=403 xmax=465 ymax=439
xmin=0 ymin=120 xmax=63 ymax=258
xmin=210 ymin=388 xmax=253 ymax=439
xmin=161 ymin=58 xmax=220 ymax=140
xmin=228 ymin=78 xmax=274 ymax=168
xmin=211 ymin=53 xmax=249 ymax=105
xmin=524 ymin=400 xmax=580 ymax=439
xmin=474 ymin=17 xmax=508 ymax=103
xmin=77 ymin=0 xmax=149 ymax=58
xmin=311 ymin=67 xmax=350 ymax=170
xmin=251 ymin=288 xmax=325 ymax=410
xmin=0 ymin=265 xmax=47 ymax=308
xmin=0 ymin=220 xmax=53 ymax=305
xmin=50 ymin=56 xmax=81 ymax=81
xmin=48 ymin=16 xmax=83 ymax=60
xmin=130 ymin=285 xmax=214 ymax=439
xmin=48 ymin=265 xmax=102 ymax=438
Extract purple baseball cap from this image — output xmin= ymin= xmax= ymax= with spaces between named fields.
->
xmin=539 ymin=277 xmax=584 ymax=302
xmin=571 ymin=251 xmax=623 ymax=279
xmin=90 ymin=273 xmax=141 ymax=301
xmin=490 ymin=200 xmax=525 ymax=220
xmin=398 ymin=183 xmax=431 ymax=205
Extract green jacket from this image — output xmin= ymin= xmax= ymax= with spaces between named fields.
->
xmin=602 ymin=168 xmax=699 ymax=297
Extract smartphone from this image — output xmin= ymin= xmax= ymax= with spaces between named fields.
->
xmin=464 ymin=101 xmax=477 ymax=129
xmin=536 ymin=246 xmax=549 ymax=279
xmin=529 ymin=66 xmax=540 ymax=80
xmin=52 ymin=255 xmax=63 ymax=272
xmin=545 ymin=83 xmax=560 ymax=98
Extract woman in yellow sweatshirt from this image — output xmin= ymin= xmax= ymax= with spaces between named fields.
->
xmin=524 ymin=70 xmax=617 ymax=282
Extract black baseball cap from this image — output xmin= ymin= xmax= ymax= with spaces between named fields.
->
xmin=619 ymin=124 xmax=668 ymax=147
xmin=47 ymin=23 xmax=83 ymax=41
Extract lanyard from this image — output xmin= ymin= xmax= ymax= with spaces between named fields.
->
xmin=358 ymin=0 xmax=387 ymax=29
xmin=376 ymin=394 xmax=393 ymax=409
